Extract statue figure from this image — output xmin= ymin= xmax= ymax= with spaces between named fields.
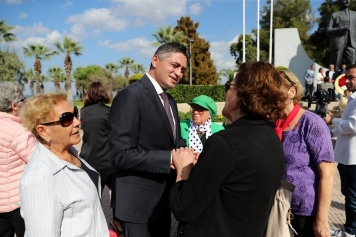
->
xmin=326 ymin=0 xmax=356 ymax=71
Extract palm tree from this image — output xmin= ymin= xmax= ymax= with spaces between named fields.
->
xmin=219 ymin=69 xmax=237 ymax=82
xmin=105 ymin=63 xmax=120 ymax=99
xmin=39 ymin=74 xmax=50 ymax=94
xmin=0 ymin=20 xmax=16 ymax=43
xmin=118 ymin=57 xmax=135 ymax=86
xmin=23 ymin=69 xmax=35 ymax=96
xmin=152 ymin=25 xmax=186 ymax=47
xmin=48 ymin=66 xmax=65 ymax=92
xmin=130 ymin=63 xmax=146 ymax=74
xmin=54 ymin=37 xmax=83 ymax=105
xmin=23 ymin=43 xmax=59 ymax=95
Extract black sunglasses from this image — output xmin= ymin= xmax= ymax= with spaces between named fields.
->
xmin=279 ymin=71 xmax=295 ymax=86
xmin=41 ymin=106 xmax=79 ymax=127
xmin=224 ymin=82 xmax=238 ymax=93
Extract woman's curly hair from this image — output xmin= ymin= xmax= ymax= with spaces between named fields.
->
xmin=234 ymin=61 xmax=290 ymax=123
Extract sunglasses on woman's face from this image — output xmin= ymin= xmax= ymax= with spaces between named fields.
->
xmin=224 ymin=82 xmax=238 ymax=93
xmin=41 ymin=106 xmax=79 ymax=127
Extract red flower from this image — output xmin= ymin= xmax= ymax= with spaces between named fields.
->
xmin=339 ymin=75 xmax=346 ymax=87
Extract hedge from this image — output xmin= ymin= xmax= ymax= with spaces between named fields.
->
xmin=169 ymin=85 xmax=225 ymax=103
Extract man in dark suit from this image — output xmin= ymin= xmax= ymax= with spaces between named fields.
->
xmin=108 ymin=42 xmax=189 ymax=237
xmin=327 ymin=0 xmax=356 ymax=71
xmin=326 ymin=64 xmax=340 ymax=101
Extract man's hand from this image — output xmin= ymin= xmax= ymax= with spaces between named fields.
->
xmin=323 ymin=111 xmax=334 ymax=125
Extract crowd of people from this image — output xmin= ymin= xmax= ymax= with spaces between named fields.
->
xmin=1 ymin=41 xmax=356 ymax=237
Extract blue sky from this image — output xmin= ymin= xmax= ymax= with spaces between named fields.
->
xmin=0 ymin=0 xmax=325 ymax=95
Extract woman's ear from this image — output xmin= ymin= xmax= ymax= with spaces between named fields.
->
xmin=36 ymin=125 xmax=50 ymax=142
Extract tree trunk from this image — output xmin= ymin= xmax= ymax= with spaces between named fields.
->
xmin=109 ymin=76 xmax=113 ymax=99
xmin=36 ymin=74 xmax=41 ymax=95
xmin=30 ymin=81 xmax=34 ymax=96
xmin=54 ymin=77 xmax=60 ymax=92
xmin=66 ymin=72 xmax=73 ymax=105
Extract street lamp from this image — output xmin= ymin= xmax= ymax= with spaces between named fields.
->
xmin=189 ymin=38 xmax=194 ymax=85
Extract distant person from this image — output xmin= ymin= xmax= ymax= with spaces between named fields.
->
xmin=326 ymin=0 xmax=356 ymax=71
xmin=19 ymin=93 xmax=109 ymax=237
xmin=108 ymin=42 xmax=188 ymax=237
xmin=0 ymin=81 xmax=36 ymax=237
xmin=169 ymin=61 xmax=286 ymax=237
xmin=277 ymin=71 xmax=335 ymax=237
xmin=317 ymin=67 xmax=325 ymax=84
xmin=180 ymin=95 xmax=224 ymax=152
xmin=326 ymin=64 xmax=339 ymax=101
xmin=339 ymin=89 xmax=352 ymax=116
xmin=304 ymin=64 xmax=315 ymax=99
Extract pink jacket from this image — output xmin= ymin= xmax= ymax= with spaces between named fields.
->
xmin=0 ymin=112 xmax=36 ymax=213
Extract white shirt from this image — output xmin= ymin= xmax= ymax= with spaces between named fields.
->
xmin=317 ymin=72 xmax=325 ymax=84
xmin=331 ymin=92 xmax=356 ymax=165
xmin=20 ymin=143 xmax=109 ymax=237
xmin=146 ymin=72 xmax=176 ymax=129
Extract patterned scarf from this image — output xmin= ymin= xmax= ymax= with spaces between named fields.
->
xmin=188 ymin=118 xmax=212 ymax=152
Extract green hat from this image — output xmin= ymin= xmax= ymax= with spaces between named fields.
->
xmin=187 ymin=95 xmax=217 ymax=117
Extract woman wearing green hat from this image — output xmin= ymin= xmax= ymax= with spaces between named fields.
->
xmin=180 ymin=95 xmax=224 ymax=153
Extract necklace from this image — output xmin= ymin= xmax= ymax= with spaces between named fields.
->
xmin=196 ymin=131 xmax=206 ymax=139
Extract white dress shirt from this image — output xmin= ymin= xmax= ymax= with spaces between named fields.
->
xmin=331 ymin=92 xmax=356 ymax=165
xmin=20 ymin=143 xmax=109 ymax=237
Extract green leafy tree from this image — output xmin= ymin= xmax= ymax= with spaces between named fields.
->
xmin=105 ymin=63 xmax=120 ymax=99
xmin=152 ymin=25 xmax=187 ymax=47
xmin=0 ymin=20 xmax=16 ymax=43
xmin=219 ymin=69 xmax=237 ymax=82
xmin=23 ymin=43 xmax=59 ymax=95
xmin=73 ymin=65 xmax=104 ymax=90
xmin=48 ymin=66 xmax=66 ymax=92
xmin=175 ymin=16 xmax=217 ymax=85
xmin=256 ymin=0 xmax=315 ymax=62
xmin=130 ymin=63 xmax=146 ymax=74
xmin=54 ymin=37 xmax=84 ymax=105
xmin=118 ymin=57 xmax=135 ymax=86
xmin=308 ymin=0 xmax=356 ymax=66
xmin=230 ymin=35 xmax=257 ymax=66
xmin=0 ymin=47 xmax=25 ymax=82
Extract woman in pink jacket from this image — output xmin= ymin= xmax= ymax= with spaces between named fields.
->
xmin=0 ymin=81 xmax=36 ymax=237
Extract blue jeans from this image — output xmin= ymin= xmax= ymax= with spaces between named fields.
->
xmin=338 ymin=163 xmax=356 ymax=235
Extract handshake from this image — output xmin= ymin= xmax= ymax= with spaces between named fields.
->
xmin=170 ymin=147 xmax=200 ymax=182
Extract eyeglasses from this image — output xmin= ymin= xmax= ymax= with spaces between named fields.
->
xmin=279 ymin=71 xmax=295 ymax=86
xmin=190 ymin=105 xmax=207 ymax=115
xmin=41 ymin=106 xmax=79 ymax=127
xmin=224 ymin=82 xmax=238 ymax=93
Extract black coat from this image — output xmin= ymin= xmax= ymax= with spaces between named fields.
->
xmin=79 ymin=102 xmax=114 ymax=171
xmin=108 ymin=75 xmax=186 ymax=223
xmin=170 ymin=116 xmax=285 ymax=237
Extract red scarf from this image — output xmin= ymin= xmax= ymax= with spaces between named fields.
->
xmin=274 ymin=104 xmax=300 ymax=140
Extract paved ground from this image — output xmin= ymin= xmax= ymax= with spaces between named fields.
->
xmin=74 ymin=99 xmax=346 ymax=232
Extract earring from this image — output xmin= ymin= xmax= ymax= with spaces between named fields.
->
xmin=47 ymin=139 xmax=50 ymax=143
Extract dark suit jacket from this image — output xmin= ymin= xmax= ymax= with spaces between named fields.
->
xmin=327 ymin=10 xmax=356 ymax=50
xmin=326 ymin=70 xmax=338 ymax=82
xmin=170 ymin=116 xmax=285 ymax=237
xmin=108 ymin=75 xmax=185 ymax=223
xmin=80 ymin=102 xmax=114 ymax=171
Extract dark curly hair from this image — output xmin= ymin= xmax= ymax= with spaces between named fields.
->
xmin=234 ymin=61 xmax=289 ymax=123
xmin=83 ymin=82 xmax=111 ymax=107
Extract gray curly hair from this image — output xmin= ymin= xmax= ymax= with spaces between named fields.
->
xmin=0 ymin=81 xmax=24 ymax=112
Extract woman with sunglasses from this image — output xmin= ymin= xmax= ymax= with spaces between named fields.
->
xmin=169 ymin=62 xmax=287 ymax=237
xmin=0 ymin=81 xmax=36 ymax=237
xmin=180 ymin=95 xmax=224 ymax=153
xmin=19 ymin=93 xmax=109 ymax=237
xmin=277 ymin=71 xmax=335 ymax=237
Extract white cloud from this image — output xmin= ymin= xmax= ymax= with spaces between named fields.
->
xmin=0 ymin=0 xmax=23 ymax=4
xmin=111 ymin=0 xmax=188 ymax=23
xmin=63 ymin=0 xmax=73 ymax=8
xmin=12 ymin=23 xmax=50 ymax=37
xmin=210 ymin=37 xmax=237 ymax=71
xmin=190 ymin=3 xmax=203 ymax=15
xmin=18 ymin=12 xmax=27 ymax=19
xmin=66 ymin=8 xmax=129 ymax=38
xmin=98 ymin=37 xmax=156 ymax=59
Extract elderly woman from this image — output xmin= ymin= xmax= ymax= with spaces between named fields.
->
xmin=276 ymin=71 xmax=335 ymax=237
xmin=169 ymin=61 xmax=287 ymax=237
xmin=19 ymin=93 xmax=109 ymax=237
xmin=180 ymin=95 xmax=224 ymax=152
xmin=0 ymin=82 xmax=36 ymax=237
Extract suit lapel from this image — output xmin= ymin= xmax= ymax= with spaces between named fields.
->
xmin=141 ymin=76 xmax=175 ymax=143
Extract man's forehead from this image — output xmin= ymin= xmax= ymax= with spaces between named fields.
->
xmin=346 ymin=68 xmax=356 ymax=75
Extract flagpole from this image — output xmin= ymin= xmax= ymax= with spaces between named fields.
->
xmin=269 ymin=0 xmax=273 ymax=64
xmin=243 ymin=0 xmax=246 ymax=63
xmin=257 ymin=0 xmax=260 ymax=61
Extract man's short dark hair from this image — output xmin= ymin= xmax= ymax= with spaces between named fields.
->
xmin=324 ymin=77 xmax=330 ymax=83
xmin=346 ymin=64 xmax=356 ymax=71
xmin=149 ymin=42 xmax=190 ymax=69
